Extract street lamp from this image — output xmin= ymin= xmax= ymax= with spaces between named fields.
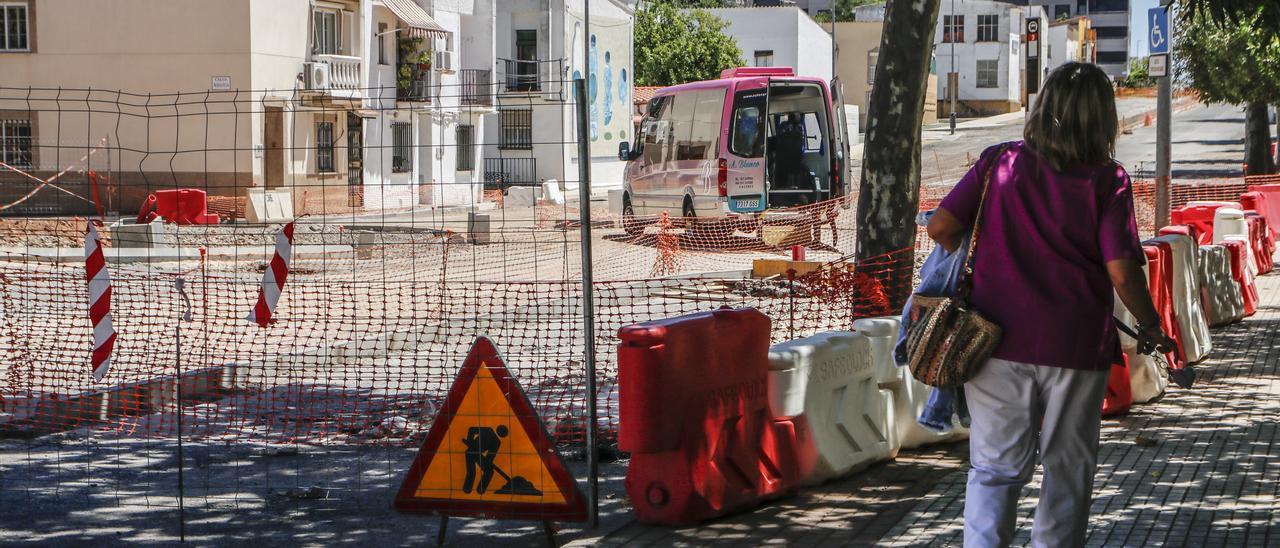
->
xmin=949 ymin=0 xmax=956 ymax=134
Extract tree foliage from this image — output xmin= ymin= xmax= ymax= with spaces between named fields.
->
xmin=634 ymin=1 xmax=744 ymax=87
xmin=1176 ymin=5 xmax=1280 ymax=106
xmin=1180 ymin=0 xmax=1280 ymax=40
xmin=812 ymin=0 xmax=883 ymax=22
xmin=1119 ymin=58 xmax=1156 ymax=89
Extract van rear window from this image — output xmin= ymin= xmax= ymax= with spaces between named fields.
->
xmin=729 ymin=90 xmax=766 ymax=158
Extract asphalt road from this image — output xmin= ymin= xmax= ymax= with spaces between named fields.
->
xmin=860 ymin=102 xmax=1247 ymax=186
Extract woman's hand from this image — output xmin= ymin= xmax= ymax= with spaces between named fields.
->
xmin=1137 ymin=326 xmax=1177 ymax=357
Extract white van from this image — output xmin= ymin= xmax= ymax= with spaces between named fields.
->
xmin=616 ymin=67 xmax=851 ymax=237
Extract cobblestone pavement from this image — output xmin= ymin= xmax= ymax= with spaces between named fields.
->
xmin=587 ymin=275 xmax=1280 ymax=547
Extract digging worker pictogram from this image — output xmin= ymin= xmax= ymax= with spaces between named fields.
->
xmin=462 ymin=425 xmax=508 ymax=494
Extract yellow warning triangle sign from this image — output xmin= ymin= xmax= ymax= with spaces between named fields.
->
xmin=394 ymin=336 xmax=587 ymax=521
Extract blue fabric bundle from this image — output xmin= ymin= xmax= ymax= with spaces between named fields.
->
xmin=894 ymin=210 xmax=971 ymax=434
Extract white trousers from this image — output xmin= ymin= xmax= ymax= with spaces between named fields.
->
xmin=962 ymin=358 xmax=1109 ymax=548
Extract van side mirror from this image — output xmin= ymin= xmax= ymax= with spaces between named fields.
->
xmin=618 ymin=141 xmax=631 ymax=161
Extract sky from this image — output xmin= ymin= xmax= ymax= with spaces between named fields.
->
xmin=1129 ymin=0 xmax=1162 ymax=58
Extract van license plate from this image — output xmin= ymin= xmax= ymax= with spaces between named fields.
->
xmin=735 ymin=198 xmax=760 ymax=209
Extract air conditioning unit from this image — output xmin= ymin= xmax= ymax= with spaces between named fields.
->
xmin=433 ymin=50 xmax=454 ymax=72
xmin=305 ymin=62 xmax=332 ymax=91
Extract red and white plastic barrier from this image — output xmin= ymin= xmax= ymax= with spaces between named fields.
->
xmin=85 ymin=221 xmax=117 ymax=381
xmin=1114 ymin=263 xmax=1170 ymax=403
xmin=1151 ymin=234 xmax=1213 ymax=363
xmin=246 ymin=221 xmax=295 ymax=327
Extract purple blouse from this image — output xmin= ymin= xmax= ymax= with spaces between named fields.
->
xmin=939 ymin=141 xmax=1144 ymax=371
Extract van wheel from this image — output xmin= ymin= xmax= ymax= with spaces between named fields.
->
xmin=621 ymin=197 xmax=644 ymax=236
xmin=682 ymin=199 xmax=697 ymax=223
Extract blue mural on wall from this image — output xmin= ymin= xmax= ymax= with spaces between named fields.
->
xmin=604 ymin=51 xmax=614 ymax=139
xmin=618 ymin=68 xmax=628 ymax=140
xmin=589 ymin=34 xmax=599 ymax=141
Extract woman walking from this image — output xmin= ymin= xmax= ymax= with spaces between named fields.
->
xmin=926 ymin=62 xmax=1176 ymax=547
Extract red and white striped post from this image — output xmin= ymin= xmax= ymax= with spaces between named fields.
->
xmin=246 ymin=222 xmax=295 ymax=327
xmin=85 ymin=221 xmax=116 ymax=381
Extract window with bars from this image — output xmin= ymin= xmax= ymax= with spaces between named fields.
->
xmin=316 ymin=122 xmax=335 ymax=173
xmin=976 ymin=60 xmax=999 ymax=88
xmin=456 ymin=125 xmax=474 ymax=171
xmin=392 ymin=122 xmax=411 ymax=173
xmin=499 ymin=109 xmax=533 ymax=149
xmin=942 ymin=15 xmax=964 ymax=43
xmin=1 ymin=119 xmax=32 ymax=168
xmin=977 ymin=14 xmax=999 ymax=42
xmin=1 ymin=2 xmax=29 ymax=51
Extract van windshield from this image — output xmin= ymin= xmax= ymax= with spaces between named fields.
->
xmin=729 ymin=89 xmax=766 ymax=158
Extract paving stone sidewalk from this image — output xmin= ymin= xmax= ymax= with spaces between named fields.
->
xmin=585 ymin=275 xmax=1280 ymax=547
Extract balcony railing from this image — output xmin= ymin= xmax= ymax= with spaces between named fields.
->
xmin=398 ymin=71 xmax=433 ymax=102
xmin=499 ymin=58 xmax=565 ymax=94
xmin=460 ymin=69 xmax=494 ymax=106
xmin=483 ymin=157 xmax=537 ymax=190
xmin=315 ymin=54 xmax=362 ymax=93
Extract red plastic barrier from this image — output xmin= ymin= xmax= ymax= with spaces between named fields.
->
xmin=1221 ymin=240 xmax=1259 ymax=317
xmin=618 ymin=307 xmax=801 ymax=525
xmin=1170 ymin=203 xmax=1226 ymax=245
xmin=1244 ymin=213 xmax=1274 ymax=274
xmin=152 ymin=189 xmax=220 ymax=225
xmin=1145 ymin=244 xmax=1186 ymax=371
xmin=1245 ymin=184 xmax=1280 ymax=232
xmin=1102 ymin=355 xmax=1133 ymax=417
xmin=1158 ymin=224 xmax=1199 ymax=242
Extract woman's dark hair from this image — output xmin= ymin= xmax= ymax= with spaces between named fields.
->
xmin=1023 ymin=62 xmax=1118 ymax=171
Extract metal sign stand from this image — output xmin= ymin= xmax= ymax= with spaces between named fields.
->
xmin=174 ymin=277 xmax=193 ymax=542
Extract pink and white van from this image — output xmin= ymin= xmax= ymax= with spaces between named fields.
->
xmin=617 ymin=67 xmax=851 ymax=236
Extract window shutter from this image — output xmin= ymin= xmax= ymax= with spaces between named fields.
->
xmin=342 ymin=10 xmax=356 ymax=56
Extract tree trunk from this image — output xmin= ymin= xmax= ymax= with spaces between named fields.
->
xmin=1244 ymin=102 xmax=1273 ymax=176
xmin=855 ymin=0 xmax=941 ymax=308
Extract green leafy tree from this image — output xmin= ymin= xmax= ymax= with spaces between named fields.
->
xmin=1181 ymin=0 xmax=1280 ymax=40
xmin=634 ymin=1 xmax=744 ymax=87
xmin=1176 ymin=4 xmax=1280 ymax=174
xmin=1120 ymin=58 xmax=1156 ymax=89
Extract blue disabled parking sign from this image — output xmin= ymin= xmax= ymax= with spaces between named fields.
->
xmin=1149 ymin=7 xmax=1170 ymax=55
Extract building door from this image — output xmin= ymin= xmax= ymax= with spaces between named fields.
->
xmin=347 ymin=112 xmax=364 ymax=207
xmin=264 ymin=107 xmax=284 ymax=189
xmin=514 ymin=29 xmax=538 ymax=90
xmin=945 ymin=72 xmax=959 ymax=116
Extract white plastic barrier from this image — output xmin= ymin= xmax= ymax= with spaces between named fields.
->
xmin=853 ymin=317 xmax=903 ymax=385
xmin=1152 ymin=234 xmax=1213 ymax=363
xmin=1198 ymin=245 xmax=1246 ymax=327
xmin=768 ymin=331 xmax=896 ymax=485
xmin=1113 ymin=263 xmax=1169 ymax=404
xmin=1214 ymin=208 xmax=1254 ymax=274
xmin=882 ymin=367 xmax=970 ymax=449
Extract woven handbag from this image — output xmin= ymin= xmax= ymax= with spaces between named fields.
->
xmin=904 ymin=145 xmax=1008 ymax=388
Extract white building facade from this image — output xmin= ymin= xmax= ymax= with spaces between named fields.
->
xmin=1008 ymin=0 xmax=1129 ymax=78
xmin=701 ymin=6 xmax=834 ymax=84
xmin=478 ymin=0 xmax=636 ymax=193
xmin=934 ymin=0 xmax=1026 ymax=117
